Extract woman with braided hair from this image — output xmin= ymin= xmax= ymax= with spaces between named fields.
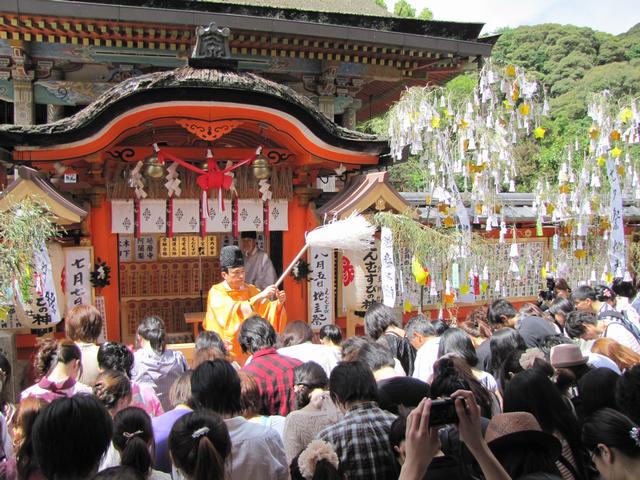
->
xmin=112 ymin=407 xmax=170 ymax=480
xmin=21 ymin=339 xmax=92 ymax=402
xmin=169 ymin=411 xmax=231 ymax=480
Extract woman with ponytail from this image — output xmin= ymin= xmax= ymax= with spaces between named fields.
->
xmin=169 ymin=411 xmax=231 ymax=480
xmin=21 ymin=339 xmax=92 ymax=402
xmin=112 ymin=407 xmax=170 ymax=480
xmin=582 ymin=408 xmax=640 ymax=480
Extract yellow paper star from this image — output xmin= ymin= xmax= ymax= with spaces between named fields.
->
xmin=443 ymin=216 xmax=456 ymax=228
xmin=511 ymin=84 xmax=520 ymax=102
xmin=505 ymin=65 xmax=516 ymax=77
xmin=610 ymin=130 xmax=621 ymax=141
xmin=534 ymin=126 xmax=546 ymax=139
xmin=480 ymin=281 xmax=488 ymax=294
xmin=519 ymin=103 xmax=530 ymax=116
xmin=546 ymin=203 xmax=555 ymax=215
xmin=541 ymin=266 xmax=548 ymax=278
xmin=611 ymin=147 xmax=622 ymax=158
xmin=620 ymin=108 xmax=633 ymax=123
xmin=589 ymin=127 xmax=600 ymax=139
xmin=574 ymin=249 xmax=587 ymax=260
xmin=618 ymin=165 xmax=625 ymax=176
xmin=597 ymin=156 xmax=606 ymax=167
xmin=404 ymin=298 xmax=412 ymax=313
xmin=606 ymin=272 xmax=614 ymax=284
xmin=559 ymin=184 xmax=571 ymax=194
xmin=460 ymin=284 xmax=470 ymax=295
xmin=503 ymin=99 xmax=513 ymax=110
xmin=431 ymin=116 xmax=441 ymax=128
xmin=458 ymin=118 xmax=469 ymax=129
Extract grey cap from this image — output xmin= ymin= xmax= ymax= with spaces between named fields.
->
xmin=220 ymin=245 xmax=244 ymax=269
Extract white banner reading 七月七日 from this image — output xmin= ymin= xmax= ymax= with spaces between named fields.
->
xmin=64 ymin=247 xmax=93 ymax=314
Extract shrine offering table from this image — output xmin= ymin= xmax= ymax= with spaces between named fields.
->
xmin=184 ymin=311 xmax=205 ymax=340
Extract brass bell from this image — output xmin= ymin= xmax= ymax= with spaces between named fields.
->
xmin=144 ymin=154 xmax=165 ymax=179
xmin=252 ymin=155 xmax=271 ymax=180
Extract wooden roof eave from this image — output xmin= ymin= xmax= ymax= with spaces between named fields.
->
xmin=316 ymin=171 xmax=414 ymax=221
xmin=0 ymin=167 xmax=88 ymax=225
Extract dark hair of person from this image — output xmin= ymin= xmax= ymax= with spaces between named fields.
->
xmin=238 ymin=315 xmax=276 ymax=354
xmin=430 ymin=319 xmax=450 ymax=336
xmin=518 ymin=303 xmax=549 ymax=320
xmin=615 ymin=364 xmax=640 ymax=425
xmin=192 ymin=347 xmax=227 ymax=369
xmin=389 ymin=414 xmax=407 ymax=452
xmin=195 ymin=331 xmax=228 ymax=357
xmin=318 ymin=325 xmax=342 ymax=345
xmin=14 ymin=397 xmax=47 ymax=480
xmin=169 ymin=411 xmax=231 ymax=480
xmin=498 ymin=349 xmax=524 ymax=394
xmin=489 ymin=328 xmax=526 ymax=379
xmin=34 ymin=338 xmax=81 ymax=380
xmin=430 ymin=355 xmax=493 ymax=418
xmin=364 ymin=302 xmax=401 ymax=340
xmin=572 ymin=285 xmax=596 ymax=303
xmin=492 ymin=445 xmax=561 ymax=479
xmin=340 ymin=336 xmax=372 ymax=362
xmin=191 ymin=360 xmax=241 ymax=415
xmin=137 ymin=315 xmax=166 ymax=354
xmin=612 ymin=277 xmax=637 ymax=299
xmin=329 ymin=361 xmax=378 ymax=406
xmin=97 ymin=342 xmax=134 ymax=378
xmin=459 ymin=306 xmax=491 ymax=339
xmin=238 ymin=371 xmax=262 ymax=418
xmin=487 ymin=299 xmax=517 ymax=327
xmin=594 ymin=284 xmax=616 ymax=303
xmin=554 ymin=278 xmax=571 ymax=295
xmin=354 ymin=341 xmax=395 ymax=372
xmin=405 ymin=315 xmax=435 ymax=339
xmin=32 ymin=394 xmax=113 ymax=480
xmin=582 ymin=408 xmax=640 ymax=459
xmin=548 ymin=297 xmax=575 ymax=317
xmin=94 ymin=369 xmax=132 ymax=412
xmin=578 ymin=368 xmax=619 ymax=418
xmin=113 ymin=407 xmax=155 ymax=477
xmin=0 ymin=351 xmax=12 ymax=414
xmin=437 ymin=328 xmax=478 ymax=368
xmin=64 ymin=304 xmax=103 ymax=343
xmin=503 ymin=370 xmax=588 ymax=479
xmin=93 ymin=466 xmax=144 ymax=480
xmin=282 ymin=321 xmax=313 ymax=347
xmin=293 ymin=362 xmax=329 ymax=409
xmin=564 ymin=310 xmax=598 ymax=339
xmin=169 ymin=370 xmax=193 ymax=409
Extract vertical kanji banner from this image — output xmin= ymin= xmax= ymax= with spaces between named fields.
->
xmin=308 ymin=247 xmax=334 ymax=331
xmin=64 ymin=247 xmax=94 ymax=315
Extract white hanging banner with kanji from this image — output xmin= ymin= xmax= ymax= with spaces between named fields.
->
xmin=238 ymin=199 xmax=264 ymax=232
xmin=11 ymin=242 xmax=62 ymax=329
xmin=308 ymin=247 xmax=334 ymax=331
xmin=64 ymin=247 xmax=93 ymax=314
xmin=269 ymin=200 xmax=289 ymax=231
xmin=172 ymin=199 xmax=200 ymax=234
xmin=380 ymin=227 xmax=396 ymax=308
xmin=139 ymin=199 xmax=167 ymax=234
xmin=111 ymin=200 xmax=135 ymax=234
xmin=206 ymin=199 xmax=232 ymax=232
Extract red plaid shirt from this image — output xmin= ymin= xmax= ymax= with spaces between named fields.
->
xmin=242 ymin=347 xmax=302 ymax=416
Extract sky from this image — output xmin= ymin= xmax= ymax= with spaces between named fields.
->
xmin=406 ymin=0 xmax=639 ymax=35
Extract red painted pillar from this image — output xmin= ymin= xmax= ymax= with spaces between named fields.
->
xmin=90 ymin=200 xmax=121 ymax=341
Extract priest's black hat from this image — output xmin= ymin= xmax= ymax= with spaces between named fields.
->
xmin=240 ymin=231 xmax=257 ymax=239
xmin=220 ymin=245 xmax=244 ymax=270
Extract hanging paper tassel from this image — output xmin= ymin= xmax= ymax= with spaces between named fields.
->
xmin=451 ymin=263 xmax=460 ymax=289
xmin=201 ymin=190 xmax=207 ymax=238
xmin=135 ymin=199 xmax=141 ymax=240
xmin=623 ymin=271 xmax=633 ymax=282
xmin=263 ymin=200 xmax=270 ymax=241
xmin=509 ymin=242 xmax=519 ymax=258
xmin=232 ymin=197 xmax=239 ymax=239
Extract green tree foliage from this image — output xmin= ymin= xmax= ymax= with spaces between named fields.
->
xmin=488 ymin=23 xmax=640 ymax=189
xmin=374 ymin=0 xmax=388 ymax=11
xmin=418 ymin=7 xmax=433 ymax=20
xmin=393 ymin=0 xmax=416 ymax=17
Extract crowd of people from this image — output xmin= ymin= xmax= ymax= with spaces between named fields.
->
xmin=0 ymin=276 xmax=640 ymax=480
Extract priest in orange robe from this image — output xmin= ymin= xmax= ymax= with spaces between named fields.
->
xmin=204 ymin=245 xmax=286 ymax=359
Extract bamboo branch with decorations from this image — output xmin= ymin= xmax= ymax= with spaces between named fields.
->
xmin=0 ymin=198 xmax=60 ymax=319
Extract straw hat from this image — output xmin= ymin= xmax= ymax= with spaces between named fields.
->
xmin=550 ymin=343 xmax=588 ymax=368
xmin=485 ymin=412 xmax=561 ymax=460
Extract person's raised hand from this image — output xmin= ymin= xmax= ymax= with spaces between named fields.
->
xmin=276 ymin=289 xmax=286 ymax=304
xmin=399 ymin=398 xmax=440 ymax=480
xmin=451 ymin=389 xmax=484 ymax=453
xmin=260 ymin=284 xmax=277 ymax=300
